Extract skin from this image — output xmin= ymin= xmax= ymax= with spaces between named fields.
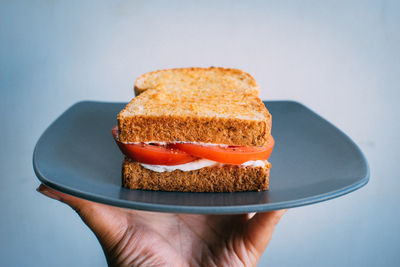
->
xmin=37 ymin=184 xmax=285 ymax=267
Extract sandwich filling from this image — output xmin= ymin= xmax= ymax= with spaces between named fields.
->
xmin=140 ymin=159 xmax=266 ymax=173
xmin=112 ymin=126 xmax=274 ymax=172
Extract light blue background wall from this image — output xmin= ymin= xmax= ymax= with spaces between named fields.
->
xmin=1 ymin=0 xmax=399 ymax=266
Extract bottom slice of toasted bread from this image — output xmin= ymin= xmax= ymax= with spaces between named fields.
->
xmin=122 ymin=158 xmax=270 ymax=192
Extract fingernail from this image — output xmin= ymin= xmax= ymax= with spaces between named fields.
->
xmin=277 ymin=209 xmax=287 ymax=218
xmin=248 ymin=212 xmax=256 ymax=219
xmin=36 ymin=186 xmax=61 ymax=201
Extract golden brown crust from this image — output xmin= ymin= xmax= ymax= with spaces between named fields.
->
xmin=118 ymin=69 xmax=271 ymax=146
xmin=118 ymin=114 xmax=271 ymax=146
xmin=122 ymin=158 xmax=270 ymax=192
xmin=134 ymin=67 xmax=259 ymax=96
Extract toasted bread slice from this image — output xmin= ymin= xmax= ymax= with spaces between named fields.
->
xmin=134 ymin=67 xmax=260 ymax=96
xmin=122 ymin=157 xmax=270 ymax=192
xmin=118 ymin=86 xmax=271 ymax=146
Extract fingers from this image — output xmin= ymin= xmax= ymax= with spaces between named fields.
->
xmin=36 ymin=184 xmax=127 ymax=247
xmin=37 ymin=184 xmax=91 ymax=212
xmin=244 ymin=209 xmax=286 ymax=258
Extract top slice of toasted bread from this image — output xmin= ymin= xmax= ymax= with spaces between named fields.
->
xmin=118 ymin=67 xmax=271 ymax=146
xmin=134 ymin=67 xmax=260 ymax=96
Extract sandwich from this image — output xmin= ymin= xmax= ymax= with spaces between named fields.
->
xmin=112 ymin=67 xmax=274 ymax=192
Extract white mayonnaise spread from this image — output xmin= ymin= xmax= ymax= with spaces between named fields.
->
xmin=125 ymin=141 xmax=229 ymax=147
xmin=139 ymin=159 xmax=266 ymax=173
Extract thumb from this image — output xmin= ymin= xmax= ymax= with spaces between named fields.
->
xmin=36 ymin=184 xmax=127 ymax=248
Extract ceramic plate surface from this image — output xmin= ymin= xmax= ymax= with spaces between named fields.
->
xmin=33 ymin=101 xmax=369 ymax=214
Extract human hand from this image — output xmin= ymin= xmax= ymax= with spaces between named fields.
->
xmin=37 ymin=184 xmax=285 ymax=267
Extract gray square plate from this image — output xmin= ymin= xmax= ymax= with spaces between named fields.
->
xmin=33 ymin=101 xmax=369 ymax=214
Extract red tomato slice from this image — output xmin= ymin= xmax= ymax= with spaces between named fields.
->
xmin=173 ymin=137 xmax=274 ymax=165
xmin=112 ymin=126 xmax=197 ymax=165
